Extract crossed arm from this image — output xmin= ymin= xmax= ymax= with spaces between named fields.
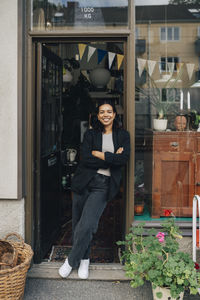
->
xmin=92 ymin=147 xmax=124 ymax=160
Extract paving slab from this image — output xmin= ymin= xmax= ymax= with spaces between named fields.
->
xmin=23 ymin=278 xmax=200 ymax=300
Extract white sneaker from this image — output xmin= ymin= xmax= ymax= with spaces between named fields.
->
xmin=78 ymin=259 xmax=90 ymax=279
xmin=58 ymin=258 xmax=72 ymax=278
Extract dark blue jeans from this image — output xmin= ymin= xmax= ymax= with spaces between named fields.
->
xmin=68 ymin=173 xmax=110 ymax=268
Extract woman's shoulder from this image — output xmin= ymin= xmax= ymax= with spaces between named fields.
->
xmin=116 ymin=128 xmax=130 ymax=137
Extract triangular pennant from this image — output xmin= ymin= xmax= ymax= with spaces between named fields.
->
xmin=97 ymin=49 xmax=107 ymax=64
xmin=137 ymin=58 xmax=146 ymax=77
xmin=117 ymin=54 xmax=124 ymax=70
xmin=87 ymin=46 xmax=96 ymax=62
xmin=108 ymin=52 xmax=116 ymax=69
xmin=186 ymin=63 xmax=195 ymax=80
xmin=167 ymin=62 xmax=175 ymax=74
xmin=147 ymin=60 xmax=156 ymax=76
xmin=176 ymin=62 xmax=184 ymax=73
xmin=78 ymin=44 xmax=87 ymax=60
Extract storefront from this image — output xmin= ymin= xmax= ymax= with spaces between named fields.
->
xmin=1 ymin=0 xmax=200 ymax=270
xmin=25 ymin=0 xmax=135 ymax=264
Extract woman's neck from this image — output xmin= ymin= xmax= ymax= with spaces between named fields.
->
xmin=104 ymin=124 xmax=113 ymax=134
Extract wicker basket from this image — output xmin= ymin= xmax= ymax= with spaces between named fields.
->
xmin=0 ymin=233 xmax=33 ymax=300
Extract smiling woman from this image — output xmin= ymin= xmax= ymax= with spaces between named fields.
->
xmin=58 ymin=100 xmax=130 ymax=279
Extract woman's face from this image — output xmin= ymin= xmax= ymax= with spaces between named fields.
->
xmin=97 ymin=104 xmax=116 ymax=127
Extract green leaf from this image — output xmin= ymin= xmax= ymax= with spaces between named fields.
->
xmin=156 ymin=292 xmax=163 ymax=299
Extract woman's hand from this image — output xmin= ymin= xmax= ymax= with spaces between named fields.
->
xmin=92 ymin=151 xmax=105 ymax=161
xmin=116 ymin=147 xmax=124 ymax=154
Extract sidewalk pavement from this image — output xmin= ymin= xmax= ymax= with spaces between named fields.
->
xmin=24 ymin=278 xmax=200 ymax=300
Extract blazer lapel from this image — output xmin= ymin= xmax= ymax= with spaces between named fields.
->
xmin=96 ymin=131 xmax=102 ymax=151
xmin=112 ymin=130 xmax=118 ymax=153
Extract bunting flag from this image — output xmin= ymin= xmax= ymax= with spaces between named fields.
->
xmin=167 ymin=62 xmax=175 ymax=74
xmin=108 ymin=52 xmax=116 ymax=69
xmin=137 ymin=58 xmax=146 ymax=77
xmin=186 ymin=63 xmax=195 ymax=80
xmin=117 ymin=54 xmax=124 ymax=70
xmin=78 ymin=44 xmax=87 ymax=60
xmin=176 ymin=62 xmax=184 ymax=73
xmin=97 ymin=49 xmax=107 ymax=64
xmin=147 ymin=60 xmax=156 ymax=76
xmin=87 ymin=46 xmax=96 ymax=62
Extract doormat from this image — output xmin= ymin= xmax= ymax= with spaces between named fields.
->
xmin=48 ymin=245 xmax=114 ymax=263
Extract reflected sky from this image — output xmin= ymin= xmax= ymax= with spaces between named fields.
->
xmin=49 ymin=0 xmax=128 ymax=7
xmin=135 ymin=0 xmax=169 ymax=5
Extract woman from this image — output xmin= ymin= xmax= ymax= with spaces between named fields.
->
xmin=59 ymin=100 xmax=130 ymax=279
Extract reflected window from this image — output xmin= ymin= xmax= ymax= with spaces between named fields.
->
xmin=160 ymin=57 xmax=179 ymax=72
xmin=160 ymin=27 xmax=180 ymax=41
xmin=31 ymin=0 xmax=128 ymax=30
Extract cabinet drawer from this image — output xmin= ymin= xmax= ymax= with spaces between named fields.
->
xmin=154 ymin=136 xmax=195 ymax=152
xmin=154 ymin=137 xmax=180 ymax=152
xmin=197 ymin=138 xmax=200 ymax=153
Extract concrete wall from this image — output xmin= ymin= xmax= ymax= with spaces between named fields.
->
xmin=0 ymin=1 xmax=25 ymax=237
xmin=0 ymin=199 xmax=25 ymax=238
xmin=0 ymin=0 xmax=18 ymax=198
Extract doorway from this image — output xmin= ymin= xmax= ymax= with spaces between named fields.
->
xmin=34 ymin=40 xmax=127 ymax=264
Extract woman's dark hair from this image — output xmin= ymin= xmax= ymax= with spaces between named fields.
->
xmin=92 ymin=99 xmax=121 ymax=132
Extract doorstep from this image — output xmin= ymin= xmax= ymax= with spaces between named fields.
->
xmin=27 ymin=262 xmax=129 ymax=281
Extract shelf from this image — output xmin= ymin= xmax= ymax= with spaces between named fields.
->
xmin=89 ymin=91 xmax=120 ymax=99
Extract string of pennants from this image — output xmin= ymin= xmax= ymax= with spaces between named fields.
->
xmin=137 ymin=58 xmax=195 ymax=80
xmin=78 ymin=43 xmax=124 ymax=70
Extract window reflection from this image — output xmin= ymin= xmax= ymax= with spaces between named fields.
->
xmin=31 ymin=0 xmax=128 ymax=29
xmin=135 ymin=2 xmax=200 ymax=220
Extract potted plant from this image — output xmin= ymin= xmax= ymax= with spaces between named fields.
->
xmin=136 ymin=69 xmax=184 ymax=131
xmin=117 ymin=210 xmax=200 ymax=299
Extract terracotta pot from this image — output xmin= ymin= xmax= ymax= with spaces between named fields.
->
xmin=152 ymin=286 xmax=184 ymax=300
xmin=153 ymin=119 xmax=168 ymax=131
xmin=134 ymin=203 xmax=144 ymax=215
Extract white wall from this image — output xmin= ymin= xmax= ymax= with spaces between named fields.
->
xmin=0 ymin=199 xmax=25 ymax=238
xmin=0 ymin=0 xmax=18 ymax=198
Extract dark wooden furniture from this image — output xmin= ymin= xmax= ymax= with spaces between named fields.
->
xmin=144 ymin=130 xmax=200 ymax=218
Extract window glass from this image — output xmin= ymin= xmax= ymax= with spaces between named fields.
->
xmin=168 ymin=27 xmax=172 ymax=40
xmin=30 ymin=0 xmax=128 ymax=30
xmin=161 ymin=27 xmax=166 ymax=40
xmin=135 ymin=2 xmax=200 ymax=222
xmin=174 ymin=27 xmax=180 ymax=40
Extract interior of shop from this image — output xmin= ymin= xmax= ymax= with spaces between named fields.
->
xmin=34 ymin=41 xmax=126 ymax=263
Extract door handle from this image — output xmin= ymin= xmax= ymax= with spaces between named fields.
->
xmin=196 ymin=182 xmax=200 ymax=186
xmin=170 ymin=142 xmax=179 ymax=147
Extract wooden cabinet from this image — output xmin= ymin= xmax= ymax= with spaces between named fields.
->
xmin=144 ymin=130 xmax=200 ymax=218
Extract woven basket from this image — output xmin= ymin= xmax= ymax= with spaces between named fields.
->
xmin=0 ymin=233 xmax=33 ymax=300
xmin=0 ymin=240 xmax=18 ymax=270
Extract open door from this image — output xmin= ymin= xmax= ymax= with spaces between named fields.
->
xmin=34 ymin=44 xmax=63 ymax=263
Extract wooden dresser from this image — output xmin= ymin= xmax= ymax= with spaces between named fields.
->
xmin=144 ymin=130 xmax=200 ymax=218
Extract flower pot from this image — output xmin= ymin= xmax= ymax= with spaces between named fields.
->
xmin=153 ymin=119 xmax=168 ymax=131
xmin=152 ymin=286 xmax=184 ymax=300
xmin=134 ymin=203 xmax=144 ymax=215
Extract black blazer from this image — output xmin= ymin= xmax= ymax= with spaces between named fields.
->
xmin=71 ymin=128 xmax=130 ymax=201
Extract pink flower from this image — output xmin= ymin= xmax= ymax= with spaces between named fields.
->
xmin=156 ymin=232 xmax=165 ymax=243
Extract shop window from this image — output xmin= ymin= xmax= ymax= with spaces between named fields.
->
xmin=160 ymin=27 xmax=180 ymax=41
xmin=30 ymin=0 xmax=128 ymax=30
xmin=135 ymin=3 xmax=199 ymax=222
